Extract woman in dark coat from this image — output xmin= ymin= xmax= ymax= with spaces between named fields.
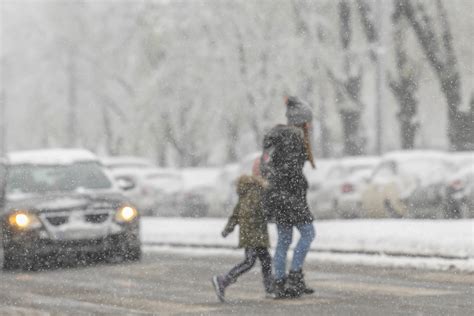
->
xmin=261 ymin=96 xmax=316 ymax=299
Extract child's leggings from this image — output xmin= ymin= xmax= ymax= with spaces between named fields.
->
xmin=222 ymin=247 xmax=273 ymax=292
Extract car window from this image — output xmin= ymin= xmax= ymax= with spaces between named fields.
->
xmin=348 ymin=164 xmax=373 ymax=174
xmin=371 ymin=161 xmax=397 ymax=180
xmin=6 ymin=162 xmax=112 ymax=194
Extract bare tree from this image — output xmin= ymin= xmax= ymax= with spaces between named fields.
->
xmin=400 ymin=0 xmax=474 ymax=150
xmin=291 ymin=0 xmax=332 ymax=158
xmin=328 ymin=0 xmax=366 ymax=156
xmin=387 ymin=0 xmax=420 ymax=149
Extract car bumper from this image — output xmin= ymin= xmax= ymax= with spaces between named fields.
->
xmin=3 ymin=221 xmax=140 ymax=256
xmin=337 ymin=195 xmax=364 ymax=216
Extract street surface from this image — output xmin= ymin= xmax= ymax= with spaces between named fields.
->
xmin=0 ymin=249 xmax=472 ymax=315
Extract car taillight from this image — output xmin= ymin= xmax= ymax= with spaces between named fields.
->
xmin=449 ymin=179 xmax=463 ymax=190
xmin=341 ymin=183 xmax=354 ymax=193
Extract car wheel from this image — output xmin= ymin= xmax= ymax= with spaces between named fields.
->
xmin=445 ymin=200 xmax=461 ymax=219
xmin=384 ymin=200 xmax=403 ymax=218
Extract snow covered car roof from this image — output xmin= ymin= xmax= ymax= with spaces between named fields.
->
xmin=7 ymin=149 xmax=99 ymax=165
xmin=382 ymin=150 xmax=450 ymax=162
xmin=447 ymin=165 xmax=474 ymax=182
xmin=111 ymin=167 xmax=180 ymax=178
xmin=338 ymin=156 xmax=380 ymax=166
xmin=448 ymin=152 xmax=474 ymax=168
xmin=100 ymin=156 xmax=155 ymax=169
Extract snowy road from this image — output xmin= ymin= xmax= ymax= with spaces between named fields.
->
xmin=0 ymin=250 xmax=472 ymax=315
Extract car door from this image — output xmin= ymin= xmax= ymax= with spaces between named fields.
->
xmin=362 ymin=161 xmax=397 ymax=218
xmin=310 ymin=165 xmax=343 ymax=216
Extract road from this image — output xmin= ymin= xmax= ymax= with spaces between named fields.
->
xmin=0 ymin=248 xmax=472 ymax=315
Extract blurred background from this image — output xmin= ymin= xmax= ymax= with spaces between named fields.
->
xmin=1 ymin=0 xmax=472 ymax=166
xmin=0 ymin=0 xmax=473 ymax=219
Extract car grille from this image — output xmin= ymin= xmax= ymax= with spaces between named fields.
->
xmin=85 ymin=213 xmax=109 ymax=223
xmin=47 ymin=216 xmax=69 ymax=226
xmin=43 ymin=211 xmax=111 ymax=226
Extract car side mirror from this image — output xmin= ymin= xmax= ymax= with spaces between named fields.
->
xmin=116 ymin=177 xmax=136 ymax=191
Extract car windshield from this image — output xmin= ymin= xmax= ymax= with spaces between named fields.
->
xmin=6 ymin=162 xmax=112 ymax=194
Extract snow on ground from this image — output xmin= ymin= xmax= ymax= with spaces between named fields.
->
xmin=141 ymin=217 xmax=474 ymax=271
xmin=143 ymin=245 xmax=474 ymax=272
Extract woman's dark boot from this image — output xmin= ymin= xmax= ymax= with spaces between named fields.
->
xmin=288 ymin=269 xmax=314 ymax=295
xmin=273 ymin=278 xmax=301 ymax=299
xmin=273 ymin=278 xmax=288 ymax=299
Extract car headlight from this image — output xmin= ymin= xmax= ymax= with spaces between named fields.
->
xmin=115 ymin=205 xmax=138 ymax=223
xmin=8 ymin=211 xmax=42 ymax=230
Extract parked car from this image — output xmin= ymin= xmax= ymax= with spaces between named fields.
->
xmin=177 ymin=185 xmax=211 ymax=217
xmin=443 ymin=166 xmax=474 ymax=219
xmin=214 ymin=163 xmax=241 ymax=217
xmin=448 ymin=152 xmax=474 ymax=171
xmin=145 ymin=170 xmax=186 ymax=216
xmin=334 ymin=168 xmax=376 ymax=218
xmin=307 ymin=157 xmax=379 ymax=219
xmin=361 ymin=151 xmax=454 ymax=219
xmin=111 ymin=168 xmax=183 ymax=216
xmin=179 ymin=168 xmax=224 ymax=217
xmin=305 ymin=159 xmax=338 ymax=197
xmin=0 ymin=149 xmax=141 ymax=270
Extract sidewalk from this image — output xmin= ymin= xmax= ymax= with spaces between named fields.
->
xmin=141 ymin=217 xmax=474 ymax=262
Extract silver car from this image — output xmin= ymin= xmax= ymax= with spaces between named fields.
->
xmin=0 ymin=149 xmax=141 ymax=270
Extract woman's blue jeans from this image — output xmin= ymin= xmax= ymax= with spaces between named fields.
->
xmin=274 ymin=223 xmax=316 ymax=280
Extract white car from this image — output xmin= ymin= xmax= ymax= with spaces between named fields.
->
xmin=144 ymin=170 xmax=186 ymax=216
xmin=335 ymin=168 xmax=375 ymax=218
xmin=448 ymin=152 xmax=474 ymax=171
xmin=1 ymin=149 xmax=141 ymax=269
xmin=307 ymin=157 xmax=379 ymax=219
xmin=111 ymin=168 xmax=183 ymax=216
xmin=361 ymin=151 xmax=455 ymax=218
xmin=214 ymin=164 xmax=241 ymax=217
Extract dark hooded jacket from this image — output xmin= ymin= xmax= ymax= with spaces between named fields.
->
xmin=223 ymin=175 xmax=270 ymax=248
xmin=261 ymin=125 xmax=314 ymax=226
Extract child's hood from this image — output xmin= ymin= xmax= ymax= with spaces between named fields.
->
xmin=236 ymin=175 xmax=267 ymax=196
